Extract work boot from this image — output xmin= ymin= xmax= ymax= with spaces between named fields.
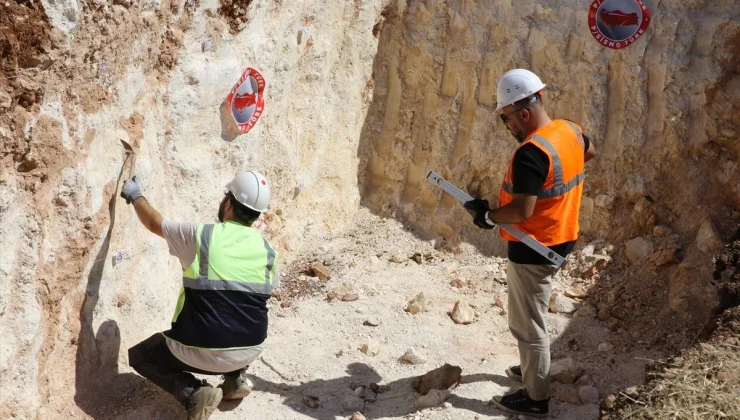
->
xmin=218 ymin=368 xmax=253 ymax=400
xmin=185 ymin=381 xmax=222 ymax=420
xmin=491 ymin=388 xmax=549 ymax=418
xmin=505 ymin=365 xmax=522 ymax=382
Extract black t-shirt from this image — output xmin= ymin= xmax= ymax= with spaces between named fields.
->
xmin=506 ymin=133 xmax=590 ymax=265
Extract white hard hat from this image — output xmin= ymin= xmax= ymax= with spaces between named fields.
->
xmin=495 ymin=69 xmax=547 ymax=111
xmin=226 ymin=171 xmax=270 ymax=212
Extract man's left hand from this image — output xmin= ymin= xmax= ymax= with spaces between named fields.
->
xmin=464 ymin=199 xmax=496 ymax=229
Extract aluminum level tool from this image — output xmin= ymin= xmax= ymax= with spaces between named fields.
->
xmin=426 ymin=171 xmax=565 ymax=267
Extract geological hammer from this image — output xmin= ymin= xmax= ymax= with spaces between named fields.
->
xmin=120 ymin=139 xmax=138 ymax=204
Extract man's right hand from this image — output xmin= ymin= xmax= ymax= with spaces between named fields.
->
xmin=121 ymin=176 xmax=144 ymax=204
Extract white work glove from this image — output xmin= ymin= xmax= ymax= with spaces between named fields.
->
xmin=120 ymin=176 xmax=144 ymax=204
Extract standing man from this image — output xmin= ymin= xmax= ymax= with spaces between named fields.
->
xmin=464 ymin=69 xmax=597 ymax=418
xmin=120 ymin=171 xmax=279 ymax=420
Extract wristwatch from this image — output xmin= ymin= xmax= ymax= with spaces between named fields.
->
xmin=485 ymin=212 xmax=496 ymax=227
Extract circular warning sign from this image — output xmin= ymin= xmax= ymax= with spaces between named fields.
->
xmin=588 ymin=0 xmax=651 ymax=50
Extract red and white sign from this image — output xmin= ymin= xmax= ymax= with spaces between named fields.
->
xmin=226 ymin=67 xmax=266 ymax=134
xmin=588 ymin=0 xmax=651 ymax=50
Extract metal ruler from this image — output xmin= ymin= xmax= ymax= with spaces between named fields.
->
xmin=426 ymin=171 xmax=565 ymax=267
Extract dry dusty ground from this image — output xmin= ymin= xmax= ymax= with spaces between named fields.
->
xmin=80 ymin=209 xmax=665 ymax=420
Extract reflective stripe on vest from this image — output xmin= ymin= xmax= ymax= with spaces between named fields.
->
xmin=501 ymin=132 xmax=585 ymax=199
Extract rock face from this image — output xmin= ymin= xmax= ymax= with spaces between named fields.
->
xmin=2 ymin=0 xmax=739 ymax=418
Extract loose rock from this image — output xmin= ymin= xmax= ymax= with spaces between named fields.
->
xmin=607 ymin=317 xmax=619 ymax=331
xmin=361 ymin=341 xmax=380 ymax=356
xmin=329 ymin=282 xmax=359 ymax=301
xmin=696 ymin=218 xmax=723 ymax=253
xmin=310 ymin=263 xmax=331 ymax=280
xmin=414 ymin=389 xmax=451 ymax=408
xmin=350 ymin=412 xmax=367 ymax=420
xmin=391 ymin=254 xmax=406 ymax=263
xmin=412 ymin=364 xmax=462 ymax=395
xmin=303 ymin=395 xmax=320 ymax=408
xmin=564 ymin=286 xmax=587 ymax=299
xmin=450 ymin=300 xmax=475 ymax=324
xmin=363 ymin=317 xmax=380 ymax=327
xmin=653 ymin=225 xmax=672 ymax=237
xmin=601 ymin=394 xmax=617 ymax=410
xmin=549 ymin=291 xmax=582 ymax=314
xmin=401 ymin=347 xmax=426 ymax=365
xmin=552 ymin=386 xmax=580 ymax=404
xmin=406 ymin=292 xmax=428 ymax=314
xmin=0 ymin=90 xmax=11 ymax=110
xmin=625 ymin=237 xmax=654 ymax=264
xmin=550 ymin=358 xmax=583 ymax=384
xmin=573 ymin=304 xmax=596 ymax=319
xmin=578 ymin=386 xmax=600 ymax=404
xmin=598 ymin=342 xmax=614 ymax=352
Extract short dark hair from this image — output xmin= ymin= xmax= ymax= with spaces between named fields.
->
xmin=513 ymin=92 xmax=543 ymax=109
xmin=227 ymin=192 xmax=261 ymax=225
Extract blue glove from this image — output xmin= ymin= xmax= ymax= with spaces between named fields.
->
xmin=463 ymin=199 xmax=496 ymax=229
xmin=120 ymin=176 xmax=143 ymax=204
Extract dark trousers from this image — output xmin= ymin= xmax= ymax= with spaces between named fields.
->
xmin=128 ymin=333 xmax=237 ymax=404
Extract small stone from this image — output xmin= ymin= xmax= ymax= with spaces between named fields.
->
xmin=564 ymin=286 xmax=587 ymax=299
xmin=310 ymin=263 xmax=331 ymax=280
xmin=406 ymin=292 xmax=428 ymax=314
xmin=625 ymin=386 xmax=639 ymax=397
xmin=443 ymin=402 xmax=452 ymax=409
xmin=549 ymin=291 xmax=582 ymax=314
xmin=696 ymin=218 xmax=724 ymax=253
xmin=350 ymin=412 xmax=367 ymax=420
xmin=594 ymin=194 xmax=614 ymax=209
xmin=598 ymin=342 xmax=614 ymax=352
xmin=608 ymin=317 xmax=619 ymax=331
xmin=331 ymin=282 xmax=359 ymax=302
xmin=450 ymin=279 xmax=464 ymax=288
xmin=0 ymin=90 xmax=11 ymax=110
xmin=412 ymin=364 xmax=462 ymax=395
xmin=303 ymin=395 xmax=320 ymax=408
xmin=401 ymin=347 xmax=426 ymax=365
xmin=414 ymin=389 xmax=451 ymax=408
xmin=550 ymin=358 xmax=583 ymax=384
xmin=391 ymin=254 xmax=406 ymax=263
xmin=363 ymin=317 xmax=380 ymax=327
xmin=412 ymin=253 xmax=423 ymax=264
xmin=361 ymin=341 xmax=380 ymax=356
xmin=574 ymin=304 xmax=597 ymax=319
xmin=579 ymin=386 xmax=600 ymax=404
xmin=597 ymin=305 xmax=611 ymax=321
xmin=625 ymin=237 xmax=654 ymax=264
xmin=601 ymin=394 xmax=617 ymax=410
xmin=652 ymin=225 xmax=672 ymax=237
xmin=450 ymin=300 xmax=475 ymax=324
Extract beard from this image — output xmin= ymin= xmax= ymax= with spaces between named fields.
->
xmin=218 ymin=197 xmax=227 ymax=222
xmin=508 ymin=126 xmax=526 ymax=143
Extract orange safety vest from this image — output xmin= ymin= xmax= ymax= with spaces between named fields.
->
xmin=498 ymin=119 xmax=585 ymax=246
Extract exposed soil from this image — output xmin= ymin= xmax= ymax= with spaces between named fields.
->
xmin=217 ymin=0 xmax=254 ymax=33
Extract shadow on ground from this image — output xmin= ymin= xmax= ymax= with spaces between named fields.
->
xmin=248 ymin=362 xmax=518 ymax=420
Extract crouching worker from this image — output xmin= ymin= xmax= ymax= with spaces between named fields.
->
xmin=121 ymin=171 xmax=279 ymax=420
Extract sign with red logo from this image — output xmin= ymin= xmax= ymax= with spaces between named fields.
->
xmin=226 ymin=67 xmax=266 ymax=134
xmin=588 ymin=0 xmax=651 ymax=49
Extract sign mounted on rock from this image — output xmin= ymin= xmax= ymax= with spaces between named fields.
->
xmin=226 ymin=67 xmax=266 ymax=134
xmin=588 ymin=0 xmax=651 ymax=49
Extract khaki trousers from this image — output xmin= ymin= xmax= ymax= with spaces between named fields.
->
xmin=506 ymin=260 xmax=558 ymax=401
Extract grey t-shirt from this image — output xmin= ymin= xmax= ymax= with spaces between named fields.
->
xmin=161 ymin=220 xmax=265 ymax=373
